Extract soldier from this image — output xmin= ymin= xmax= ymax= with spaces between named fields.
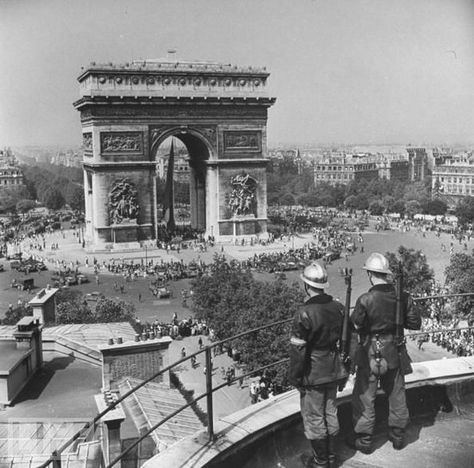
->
xmin=348 ymin=253 xmax=421 ymax=454
xmin=289 ymin=263 xmax=348 ymax=467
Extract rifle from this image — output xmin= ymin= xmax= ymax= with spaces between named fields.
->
xmin=340 ymin=268 xmax=353 ymax=372
xmin=395 ymin=263 xmax=413 ymax=375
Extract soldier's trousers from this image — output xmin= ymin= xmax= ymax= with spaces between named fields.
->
xmin=300 ymin=383 xmax=339 ymax=440
xmin=352 ymin=366 xmax=409 ymax=435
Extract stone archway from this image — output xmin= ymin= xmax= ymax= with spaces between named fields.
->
xmin=151 ymin=128 xmax=213 ymax=235
xmin=74 ymin=59 xmax=276 ymax=250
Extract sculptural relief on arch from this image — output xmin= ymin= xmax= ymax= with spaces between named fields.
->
xmin=74 ymin=59 xmax=276 ymax=250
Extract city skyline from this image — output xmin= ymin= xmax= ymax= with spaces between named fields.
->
xmin=1 ymin=0 xmax=473 ymax=147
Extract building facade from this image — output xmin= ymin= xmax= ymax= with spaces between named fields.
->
xmin=314 ymin=154 xmax=378 ymax=186
xmin=157 ymin=152 xmax=190 ymax=183
xmin=432 ymin=153 xmax=474 ymax=207
xmin=0 ymin=150 xmax=24 ymax=188
xmin=407 ymin=147 xmax=428 ymax=182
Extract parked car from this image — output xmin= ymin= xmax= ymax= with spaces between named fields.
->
xmin=86 ymin=291 xmax=102 ymax=302
xmin=77 ymin=274 xmax=89 ymax=284
xmin=10 ymin=260 xmax=21 ymax=269
xmin=156 ymin=286 xmax=171 ymax=299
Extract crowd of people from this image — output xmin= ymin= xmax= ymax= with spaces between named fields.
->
xmin=134 ymin=314 xmax=210 ymax=340
xmin=414 ymin=316 xmax=474 ymax=356
xmin=241 ymin=227 xmax=362 ymax=273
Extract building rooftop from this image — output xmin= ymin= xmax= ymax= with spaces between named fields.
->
xmin=0 ymin=341 xmax=30 ymax=374
xmin=80 ymin=59 xmax=268 ymax=76
xmin=0 ymin=351 xmax=101 ymax=421
xmin=76 ymin=59 xmax=275 ymax=103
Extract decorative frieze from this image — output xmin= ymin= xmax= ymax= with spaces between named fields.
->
xmin=224 ymin=131 xmax=261 ymax=152
xmin=83 ymin=132 xmax=92 ymax=151
xmin=79 ymin=104 xmax=269 ymax=122
xmin=101 ymin=132 xmax=143 ymax=154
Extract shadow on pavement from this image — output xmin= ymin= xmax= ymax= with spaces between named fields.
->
xmin=12 ymin=355 xmax=74 ymax=405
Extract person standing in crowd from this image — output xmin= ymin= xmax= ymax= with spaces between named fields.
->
xmin=348 ymin=253 xmax=421 ymax=454
xmin=289 ymin=263 xmax=348 ymax=467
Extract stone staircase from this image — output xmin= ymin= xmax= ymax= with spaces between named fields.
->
xmin=119 ymin=378 xmax=205 ymax=451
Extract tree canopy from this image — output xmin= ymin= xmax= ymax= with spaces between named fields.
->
xmin=455 ymin=197 xmax=474 ymax=227
xmin=444 ymin=253 xmax=474 ymax=319
xmin=191 ymin=255 xmax=304 ymax=385
xmin=385 ymin=246 xmax=435 ymax=318
xmin=386 ymin=246 xmax=434 ymax=296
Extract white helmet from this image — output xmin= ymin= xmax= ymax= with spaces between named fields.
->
xmin=300 ymin=262 xmax=329 ymax=289
xmin=363 ymin=252 xmax=392 ymax=275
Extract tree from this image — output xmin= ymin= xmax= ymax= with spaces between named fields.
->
xmin=404 ymin=200 xmax=421 ymax=218
xmin=42 ymin=186 xmax=66 ymax=210
xmin=95 ymin=297 xmax=135 ymax=323
xmin=3 ymin=305 xmax=32 ymax=325
xmin=16 ymin=199 xmax=36 ymax=215
xmin=444 ymin=253 xmax=474 ymax=319
xmin=369 ymin=200 xmax=385 ymax=216
xmin=386 ymin=246 xmax=434 ymax=318
xmin=66 ymin=185 xmax=85 ymax=211
xmin=280 ymin=193 xmax=296 ymax=206
xmin=455 ymin=197 xmax=474 ymax=226
xmin=56 ymin=301 xmax=95 ymax=324
xmin=0 ymin=187 xmax=31 ymax=214
xmin=191 ymin=256 xmax=304 ymax=387
xmin=391 ymin=200 xmax=406 ymax=215
xmin=232 ymin=279 xmax=303 ymax=385
xmin=344 ymin=195 xmax=358 ymax=210
xmin=423 ymin=199 xmax=447 ymax=216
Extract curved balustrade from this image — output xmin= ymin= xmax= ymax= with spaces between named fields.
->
xmin=39 ymin=291 xmax=474 ymax=467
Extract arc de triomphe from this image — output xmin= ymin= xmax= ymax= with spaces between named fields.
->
xmin=74 ymin=59 xmax=276 ymax=250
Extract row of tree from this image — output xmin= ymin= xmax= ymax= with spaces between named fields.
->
xmin=266 ymin=156 xmax=464 ymax=218
xmin=3 ymin=289 xmax=135 ymax=326
xmin=0 ymin=163 xmax=85 ymax=214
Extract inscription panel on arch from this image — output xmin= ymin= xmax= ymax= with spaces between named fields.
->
xmin=223 ymin=130 xmax=262 ymax=155
xmin=100 ymin=132 xmax=144 ymax=155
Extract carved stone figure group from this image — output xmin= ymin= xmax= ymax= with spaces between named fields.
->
xmin=109 ymin=179 xmax=139 ymax=224
xmin=227 ymin=173 xmax=257 ymax=216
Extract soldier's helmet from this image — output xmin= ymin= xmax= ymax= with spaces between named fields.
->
xmin=363 ymin=252 xmax=392 ymax=275
xmin=300 ymin=262 xmax=329 ymax=289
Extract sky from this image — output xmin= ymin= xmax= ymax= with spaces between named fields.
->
xmin=1 ymin=0 xmax=473 ymax=147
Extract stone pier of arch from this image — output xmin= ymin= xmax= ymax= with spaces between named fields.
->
xmin=74 ymin=59 xmax=276 ymax=250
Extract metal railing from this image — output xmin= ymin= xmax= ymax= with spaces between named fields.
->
xmin=39 ymin=291 xmax=474 ymax=467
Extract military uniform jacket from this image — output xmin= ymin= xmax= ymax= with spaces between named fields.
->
xmin=351 ymin=283 xmax=421 ymax=369
xmin=289 ymin=294 xmax=348 ymax=388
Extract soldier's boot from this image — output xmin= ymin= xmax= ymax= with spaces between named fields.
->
xmin=388 ymin=427 xmax=405 ymax=450
xmin=301 ymin=438 xmax=329 ymax=467
xmin=345 ymin=432 xmax=373 ymax=454
xmin=327 ymin=434 xmax=338 ymax=466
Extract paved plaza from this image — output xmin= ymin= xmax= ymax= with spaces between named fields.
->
xmin=2 ymin=222 xmax=473 ymax=323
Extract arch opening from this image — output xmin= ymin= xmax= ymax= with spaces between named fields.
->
xmin=154 ymin=132 xmax=211 ymax=244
